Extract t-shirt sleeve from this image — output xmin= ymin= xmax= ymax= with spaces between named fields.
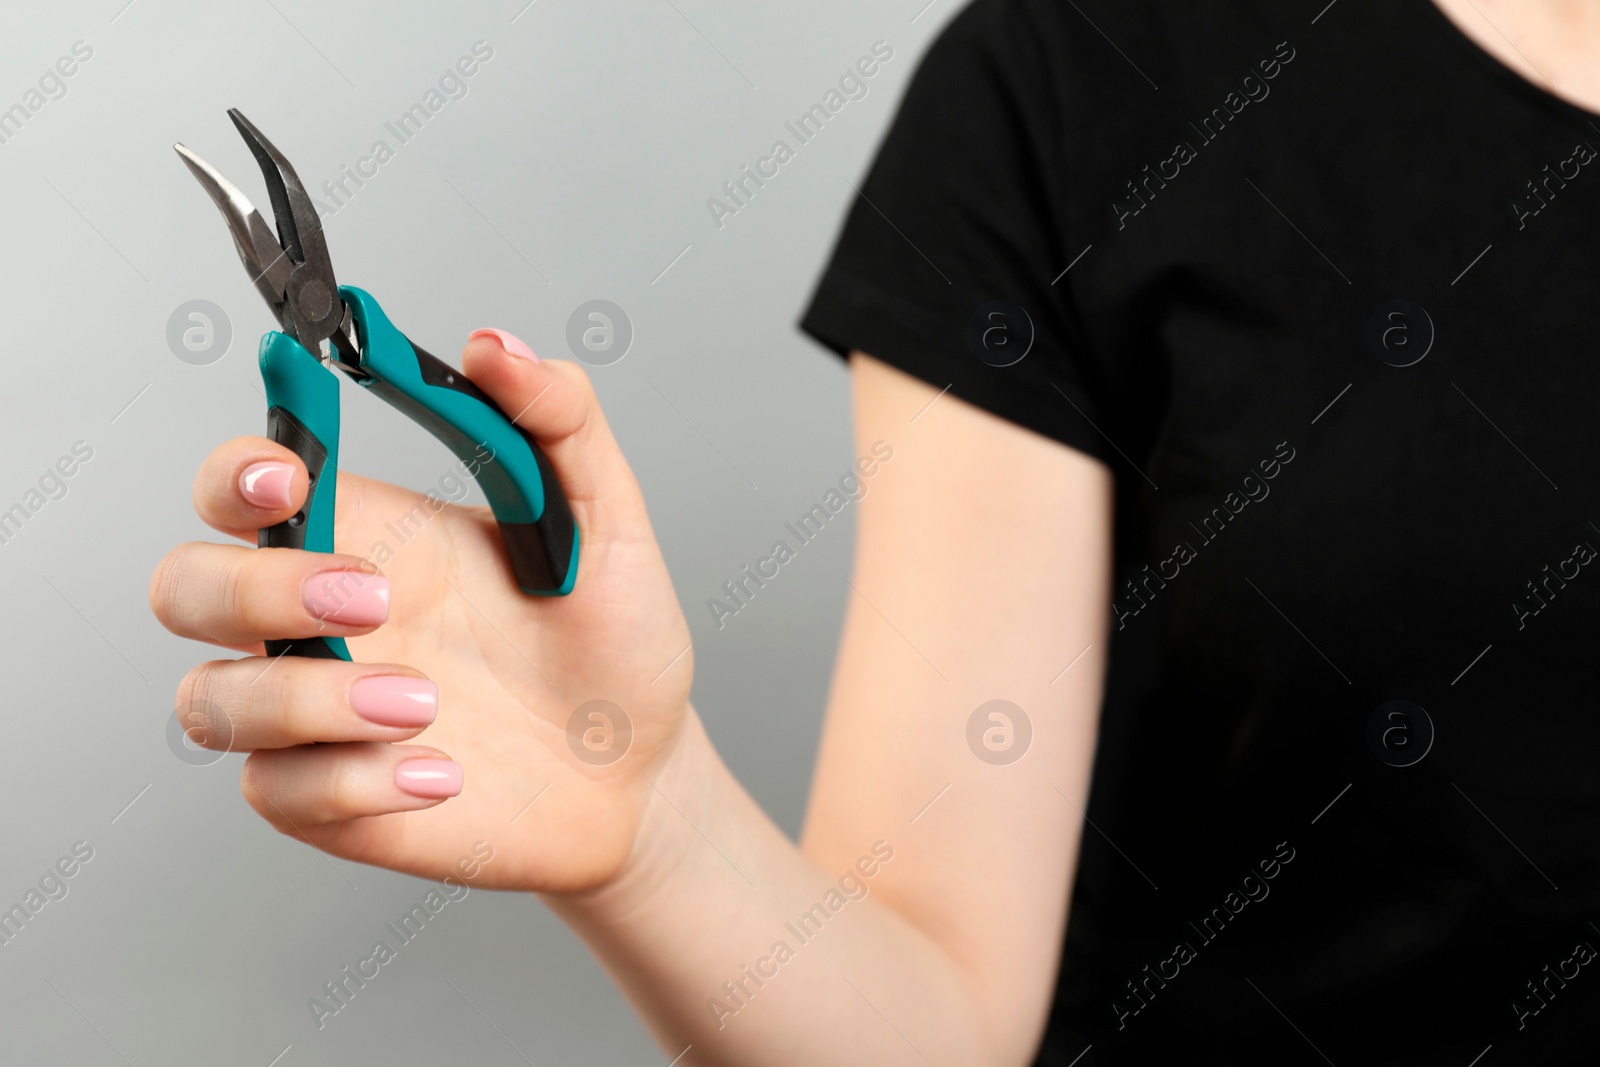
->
xmin=798 ymin=0 xmax=1113 ymax=464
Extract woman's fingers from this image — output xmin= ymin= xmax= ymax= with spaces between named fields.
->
xmin=461 ymin=330 xmax=647 ymax=522
xmin=193 ymin=436 xmax=309 ymax=541
xmin=174 ymin=651 xmax=459 ymax=830
xmin=177 ymin=657 xmax=437 ymax=751
xmin=150 ymin=542 xmax=388 ymax=648
xmin=243 ymin=743 xmax=463 ymax=831
xmin=198 ymin=332 xmax=654 ymax=548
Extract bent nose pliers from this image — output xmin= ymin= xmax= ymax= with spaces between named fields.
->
xmin=175 ymin=109 xmax=578 ymax=661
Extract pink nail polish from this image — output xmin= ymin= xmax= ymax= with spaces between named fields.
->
xmin=469 ymin=327 xmax=538 ymax=362
xmin=351 ymin=676 xmax=437 ymax=728
xmin=239 ymin=461 xmax=294 ymax=509
xmin=395 ymin=758 xmax=462 ymax=799
xmin=302 ymin=571 xmax=390 ymax=627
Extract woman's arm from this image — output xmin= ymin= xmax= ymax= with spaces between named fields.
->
xmin=550 ymin=353 xmax=1113 ymax=1066
xmin=152 ymin=334 xmax=1109 ymax=1065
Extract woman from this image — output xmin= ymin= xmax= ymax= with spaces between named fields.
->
xmin=149 ymin=0 xmax=1600 ymax=1061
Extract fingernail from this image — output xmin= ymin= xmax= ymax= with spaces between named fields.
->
xmin=351 ymin=675 xmax=438 ymax=728
xmin=302 ymin=571 xmax=390 ymax=627
xmin=395 ymin=758 xmax=462 ymax=799
xmin=470 ymin=327 xmax=538 ymax=362
xmin=239 ymin=461 xmax=294 ymax=509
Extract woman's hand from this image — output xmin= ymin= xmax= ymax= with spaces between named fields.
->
xmin=149 ymin=330 xmax=692 ymax=892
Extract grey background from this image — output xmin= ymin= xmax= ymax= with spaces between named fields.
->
xmin=0 ymin=1 xmax=953 ymax=1062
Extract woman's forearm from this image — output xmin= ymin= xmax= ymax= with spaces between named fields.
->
xmin=544 ymin=707 xmax=995 ymax=1067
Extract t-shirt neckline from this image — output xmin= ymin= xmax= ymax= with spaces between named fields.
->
xmin=1410 ymin=0 xmax=1600 ymax=125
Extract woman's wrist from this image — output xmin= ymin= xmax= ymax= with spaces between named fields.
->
xmin=542 ymin=702 xmax=720 ymax=918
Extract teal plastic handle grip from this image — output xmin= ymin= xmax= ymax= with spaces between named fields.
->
xmin=341 ymin=287 xmax=579 ymax=595
xmin=259 ymin=331 xmax=351 ymax=661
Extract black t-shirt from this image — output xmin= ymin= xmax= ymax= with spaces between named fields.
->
xmin=800 ymin=1 xmax=1600 ymax=1062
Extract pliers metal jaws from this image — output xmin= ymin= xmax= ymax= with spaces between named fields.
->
xmin=174 ymin=108 xmax=359 ymax=371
